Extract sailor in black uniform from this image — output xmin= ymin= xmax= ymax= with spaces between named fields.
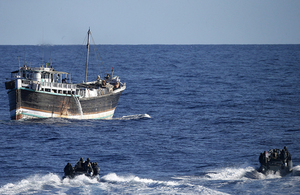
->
xmin=64 ymin=163 xmax=74 ymax=178
xmin=92 ymin=162 xmax=100 ymax=176
xmin=74 ymin=157 xmax=85 ymax=171
xmin=85 ymin=158 xmax=94 ymax=175
xmin=281 ymin=146 xmax=292 ymax=162
xmin=259 ymin=153 xmax=264 ymax=165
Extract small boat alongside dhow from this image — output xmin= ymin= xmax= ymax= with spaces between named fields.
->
xmin=5 ymin=28 xmax=126 ymax=120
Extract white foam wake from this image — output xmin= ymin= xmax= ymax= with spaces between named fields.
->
xmin=203 ymin=166 xmax=293 ymax=180
xmin=101 ymin=173 xmax=176 ymax=185
xmin=205 ymin=166 xmax=256 ymax=180
xmin=0 ymin=172 xmax=228 ymax=195
xmin=0 ymin=173 xmax=62 ymax=195
xmin=0 ymin=173 xmax=101 ymax=195
xmin=100 ymin=173 xmax=228 ymax=194
xmin=114 ymin=113 xmax=151 ymax=120
xmin=291 ymin=165 xmax=300 ymax=176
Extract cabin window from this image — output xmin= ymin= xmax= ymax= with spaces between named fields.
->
xmin=42 ymin=73 xmax=50 ymax=79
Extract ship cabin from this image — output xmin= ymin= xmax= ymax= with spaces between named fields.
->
xmin=6 ymin=65 xmax=119 ymax=98
xmin=9 ymin=65 xmax=77 ymax=95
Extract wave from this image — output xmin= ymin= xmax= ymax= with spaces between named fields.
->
xmin=99 ymin=173 xmax=227 ymax=194
xmin=100 ymin=173 xmax=177 ymax=185
xmin=0 ymin=173 xmax=63 ymax=195
xmin=198 ymin=165 xmax=299 ymax=181
xmin=113 ymin=113 xmax=151 ymax=120
xmin=0 ymin=172 xmax=227 ymax=195
xmin=0 ymin=173 xmax=101 ymax=195
xmin=3 ymin=166 xmax=297 ymax=194
xmin=4 ymin=113 xmax=151 ymax=125
xmin=204 ymin=166 xmax=257 ymax=180
xmin=291 ymin=165 xmax=300 ymax=176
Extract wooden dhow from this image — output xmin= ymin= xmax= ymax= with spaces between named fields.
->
xmin=5 ymin=28 xmax=126 ymax=120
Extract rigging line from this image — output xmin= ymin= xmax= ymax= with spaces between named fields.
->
xmin=90 ymin=32 xmax=108 ymax=74
xmin=69 ymin=33 xmax=89 ymax=82
xmin=92 ymin=44 xmax=102 ymax=77
xmin=91 ymin=39 xmax=103 ymax=77
xmin=91 ymin=34 xmax=107 ymax=74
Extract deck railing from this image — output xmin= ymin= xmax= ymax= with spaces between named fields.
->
xmin=41 ymin=82 xmax=76 ymax=90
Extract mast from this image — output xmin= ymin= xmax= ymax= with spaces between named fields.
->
xmin=85 ymin=28 xmax=91 ymax=83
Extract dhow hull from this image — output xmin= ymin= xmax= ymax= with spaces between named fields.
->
xmin=7 ymin=88 xmax=123 ymax=120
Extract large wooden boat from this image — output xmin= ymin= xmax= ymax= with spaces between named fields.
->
xmin=5 ymin=28 xmax=126 ymax=120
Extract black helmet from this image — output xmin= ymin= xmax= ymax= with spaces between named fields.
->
xmin=87 ymin=158 xmax=90 ymax=161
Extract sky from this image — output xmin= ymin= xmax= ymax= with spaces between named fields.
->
xmin=0 ymin=0 xmax=299 ymax=45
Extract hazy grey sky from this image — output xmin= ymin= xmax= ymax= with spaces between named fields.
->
xmin=1 ymin=0 xmax=299 ymax=45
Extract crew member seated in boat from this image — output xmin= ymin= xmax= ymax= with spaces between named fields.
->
xmin=92 ymin=162 xmax=100 ymax=176
xmin=105 ymin=74 xmax=110 ymax=80
xmin=55 ymin=74 xmax=60 ymax=83
xmin=74 ymin=157 xmax=85 ymax=171
xmin=259 ymin=151 xmax=269 ymax=166
xmin=97 ymin=75 xmax=102 ymax=84
xmin=281 ymin=146 xmax=292 ymax=163
xmin=85 ymin=158 xmax=94 ymax=175
xmin=272 ymin=150 xmax=278 ymax=159
xmin=102 ymin=80 xmax=106 ymax=87
xmin=264 ymin=151 xmax=269 ymax=164
xmin=114 ymin=82 xmax=119 ymax=89
xmin=64 ymin=163 xmax=74 ymax=177
xmin=259 ymin=153 xmax=265 ymax=165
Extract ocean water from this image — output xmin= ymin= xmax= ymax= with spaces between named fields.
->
xmin=0 ymin=44 xmax=300 ymax=194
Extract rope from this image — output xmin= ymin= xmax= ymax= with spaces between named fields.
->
xmin=90 ymin=31 xmax=108 ymax=75
xmin=69 ymin=33 xmax=89 ymax=83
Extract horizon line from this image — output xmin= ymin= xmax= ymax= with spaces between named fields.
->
xmin=1 ymin=43 xmax=300 ymax=46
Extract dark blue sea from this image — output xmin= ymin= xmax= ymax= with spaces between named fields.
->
xmin=0 ymin=44 xmax=300 ymax=194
